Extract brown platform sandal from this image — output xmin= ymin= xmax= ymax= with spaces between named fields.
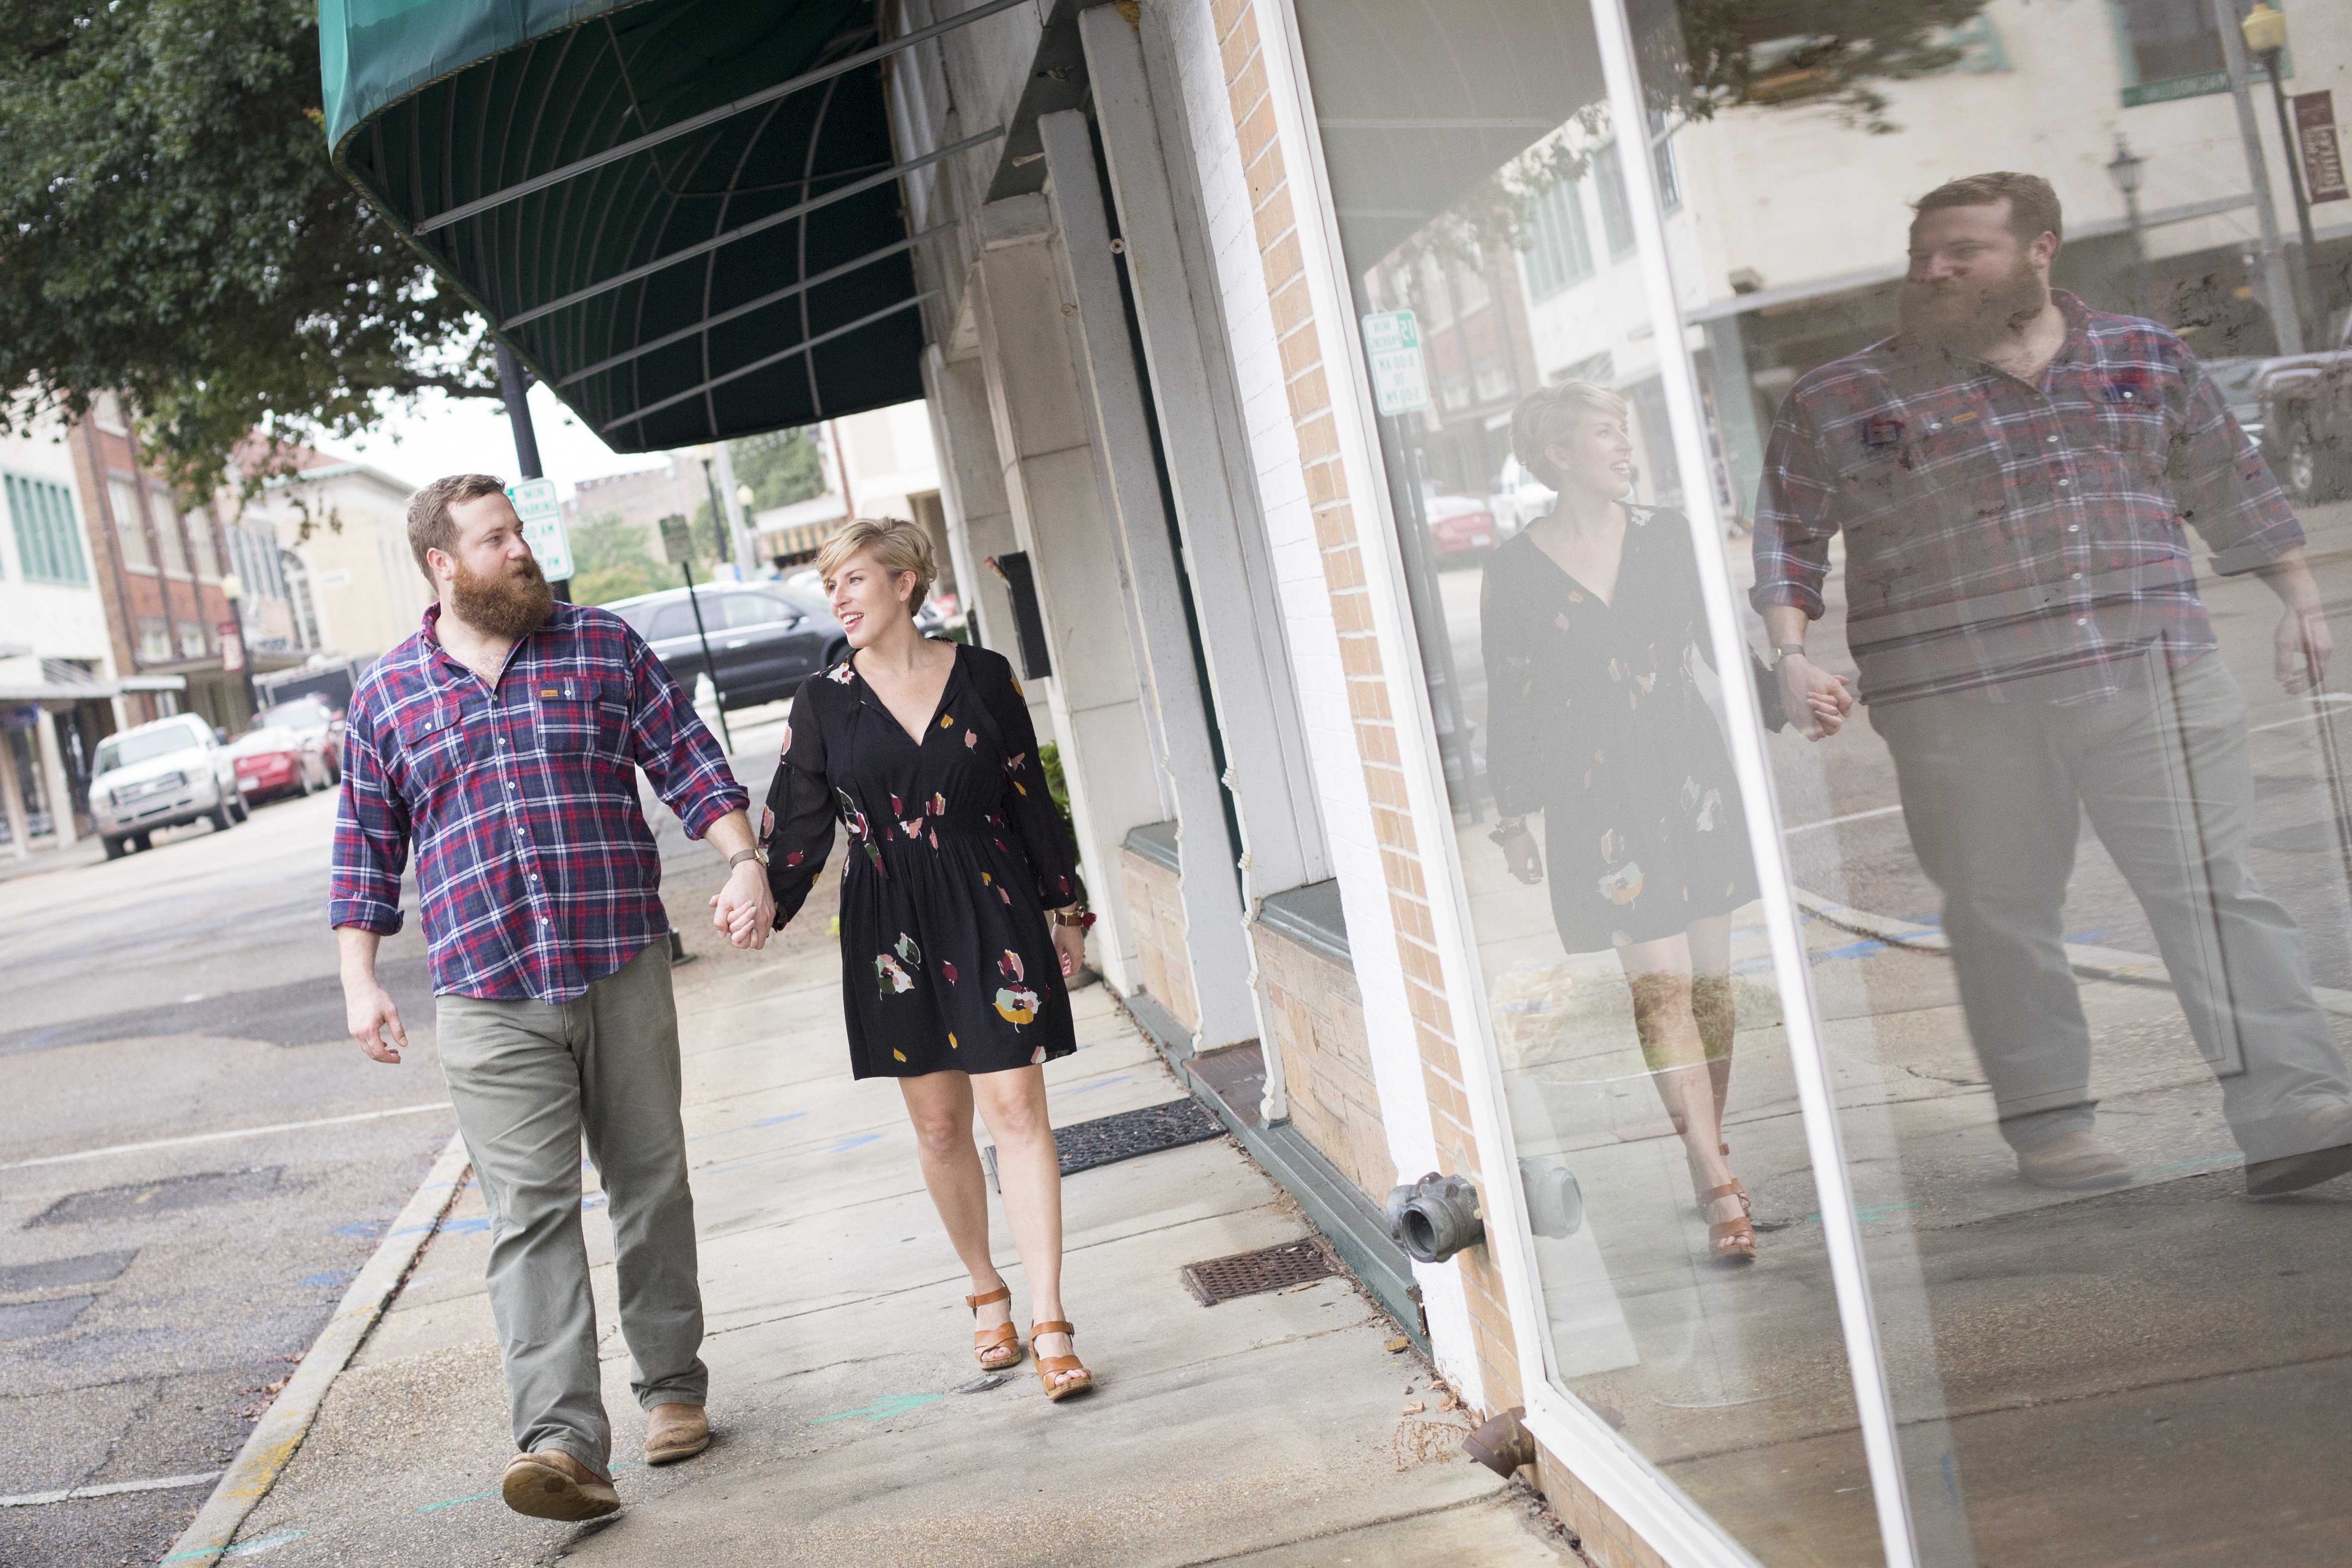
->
xmin=1030 ymin=1320 xmax=1095 ymax=1401
xmin=967 ymin=1284 xmax=1023 ymax=1371
xmin=1703 ymin=1181 xmax=1756 ymax=1263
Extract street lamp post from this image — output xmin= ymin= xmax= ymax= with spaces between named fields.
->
xmin=737 ymin=483 xmax=761 ymax=573
xmin=2242 ymin=1 xmax=2321 ymax=343
xmin=2107 ymin=135 xmax=2149 ymax=317
xmin=2211 ymin=0 xmax=2305 ymax=354
xmin=692 ymin=445 xmax=735 ymax=578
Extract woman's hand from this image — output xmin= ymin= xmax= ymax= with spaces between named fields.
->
xmin=1051 ymin=917 xmax=1087 ymax=979
xmin=1492 ymin=822 xmax=1543 ymax=884
xmin=1776 ymin=653 xmax=1854 ymax=740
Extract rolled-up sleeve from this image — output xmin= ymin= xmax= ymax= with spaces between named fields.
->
xmin=328 ymin=700 xmax=408 ymax=934
xmin=1751 ymin=394 xmax=1841 ymax=619
xmin=2171 ymin=351 xmax=2305 ymax=576
xmin=622 ymin=627 xmax=748 ymax=838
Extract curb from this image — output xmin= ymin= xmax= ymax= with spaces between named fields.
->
xmin=161 ymin=1131 xmax=472 ymax=1567
xmin=1793 ymin=888 xmax=2352 ymax=1017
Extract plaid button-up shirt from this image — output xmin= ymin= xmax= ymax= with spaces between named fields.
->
xmin=329 ymin=601 xmax=746 ymax=1001
xmin=1752 ymin=291 xmax=2302 ymax=706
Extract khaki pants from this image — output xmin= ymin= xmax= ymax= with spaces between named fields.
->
xmin=1872 ymin=652 xmax=2351 ymax=1163
xmin=436 ymin=941 xmax=705 ymax=1474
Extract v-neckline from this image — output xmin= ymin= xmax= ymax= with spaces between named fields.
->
xmin=1521 ymin=511 xmax=1635 ymax=611
xmin=855 ymin=642 xmax=960 ymax=746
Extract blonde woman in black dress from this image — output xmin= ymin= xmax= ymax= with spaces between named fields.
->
xmin=741 ymin=517 xmax=1096 ymax=1397
xmin=1482 ymin=382 xmax=1805 ymax=1262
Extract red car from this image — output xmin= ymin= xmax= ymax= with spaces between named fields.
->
xmin=1425 ymin=493 xmax=1498 ymax=562
xmin=227 ymin=726 xmax=333 ymax=805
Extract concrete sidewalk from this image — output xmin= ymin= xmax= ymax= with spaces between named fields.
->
xmin=217 ymin=856 xmax=1573 ymax=1564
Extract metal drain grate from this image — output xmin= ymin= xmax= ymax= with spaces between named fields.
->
xmin=1179 ymin=1240 xmax=1337 ymax=1306
xmin=984 ymin=1097 xmax=1228 ymax=1190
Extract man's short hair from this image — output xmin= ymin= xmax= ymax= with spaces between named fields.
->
xmin=1912 ymin=172 xmax=2063 ymax=248
xmin=407 ymin=474 xmax=508 ymax=583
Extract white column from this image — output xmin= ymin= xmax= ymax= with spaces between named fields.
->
xmin=1038 ymin=108 xmax=1260 ymax=1054
xmin=921 ymin=342 xmax=1048 ymax=733
xmin=0 ymin=729 xmax=29 ymax=861
xmin=36 ymin=708 xmax=77 ymax=848
xmin=969 ymin=192 xmax=1166 ymax=996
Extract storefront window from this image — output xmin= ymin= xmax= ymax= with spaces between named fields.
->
xmin=1302 ymin=0 xmax=2352 ymax=1562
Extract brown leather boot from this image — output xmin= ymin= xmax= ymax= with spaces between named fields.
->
xmin=501 ymin=1450 xmax=619 ymax=1520
xmin=644 ymin=1403 xmax=711 ymax=1466
xmin=2015 ymin=1130 xmax=2133 ymax=1190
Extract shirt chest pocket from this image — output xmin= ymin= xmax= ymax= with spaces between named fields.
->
xmin=534 ymin=678 xmax=626 ymax=757
xmin=398 ymin=703 xmax=480 ymax=793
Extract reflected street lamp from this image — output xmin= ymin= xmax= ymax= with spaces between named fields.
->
xmin=2106 ymin=135 xmax=2149 ymax=317
xmin=2211 ymin=0 xmax=2304 ymax=353
xmin=2242 ymin=1 xmax=2321 ymax=343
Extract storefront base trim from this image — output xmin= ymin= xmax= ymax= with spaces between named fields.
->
xmin=1521 ymin=1384 xmax=1763 ymax=1568
xmin=1119 ymin=992 xmax=1427 ymax=1353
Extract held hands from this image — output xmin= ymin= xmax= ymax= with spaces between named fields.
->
xmin=709 ymin=861 xmax=777 ymax=950
xmin=1776 ymin=654 xmax=1854 ymax=740
xmin=2276 ymin=603 xmax=2333 ymax=695
xmin=345 ymin=978 xmax=408 ymax=1065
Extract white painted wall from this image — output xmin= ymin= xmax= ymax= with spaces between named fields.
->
xmin=0 ymin=412 xmax=118 ymax=674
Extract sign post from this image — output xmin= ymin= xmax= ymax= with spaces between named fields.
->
xmin=508 ymin=477 xmax=573 ymax=586
xmin=658 ymin=513 xmax=731 ymax=752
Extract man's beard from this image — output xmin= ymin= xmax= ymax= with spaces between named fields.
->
xmin=449 ymin=554 xmax=554 ymax=640
xmin=1899 ymin=255 xmax=2047 ymax=357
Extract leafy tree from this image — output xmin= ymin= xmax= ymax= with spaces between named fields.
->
xmin=0 ymin=0 xmax=496 ymax=498
xmin=569 ymin=511 xmax=701 ymax=606
xmin=727 ymin=428 xmax=828 ymax=514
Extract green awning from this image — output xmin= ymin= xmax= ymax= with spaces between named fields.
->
xmin=319 ymin=0 xmax=1003 ymax=451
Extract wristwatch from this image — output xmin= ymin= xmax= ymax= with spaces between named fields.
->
xmin=728 ymin=846 xmax=768 ymax=870
xmin=1768 ymin=642 xmax=1807 ymax=669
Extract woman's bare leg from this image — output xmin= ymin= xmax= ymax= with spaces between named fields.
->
xmin=897 ymin=1072 xmax=1011 ymax=1341
xmin=971 ymin=1065 xmax=1081 ymax=1384
xmin=1685 ymin=915 xmax=1736 ymax=1136
xmin=1618 ymin=933 xmax=1737 ymax=1217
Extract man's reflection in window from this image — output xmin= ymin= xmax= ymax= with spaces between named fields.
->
xmin=1752 ymin=172 xmax=2352 ymax=1196
xmin=1485 ymin=382 xmax=1762 ymax=1260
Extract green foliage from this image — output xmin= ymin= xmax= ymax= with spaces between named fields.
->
xmin=727 ymin=428 xmax=828 ymax=513
xmin=568 ymin=511 xmax=679 ymax=607
xmin=1037 ymin=742 xmax=1078 ymax=861
xmin=0 ymin=0 xmax=495 ymax=498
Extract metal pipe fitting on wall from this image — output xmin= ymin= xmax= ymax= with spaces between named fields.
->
xmin=1463 ymin=1405 xmax=1536 ymax=1477
xmin=1519 ymin=1156 xmax=1584 ymax=1239
xmin=1384 ymin=1171 xmax=1484 ymax=1263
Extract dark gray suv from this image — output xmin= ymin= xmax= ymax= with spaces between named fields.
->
xmin=605 ymin=582 xmax=849 ymax=711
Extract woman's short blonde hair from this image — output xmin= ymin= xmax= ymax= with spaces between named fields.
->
xmin=1511 ymin=379 xmax=1631 ymax=489
xmin=815 ymin=516 xmax=936 ymax=610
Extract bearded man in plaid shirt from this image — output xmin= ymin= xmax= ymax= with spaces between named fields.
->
xmin=1754 ymin=172 xmax=2352 ymax=1198
xmin=331 ymin=475 xmax=774 ymax=1520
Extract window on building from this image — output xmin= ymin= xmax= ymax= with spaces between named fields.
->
xmin=1593 ymin=143 xmax=1636 ymax=258
xmin=1439 ymin=367 xmax=1475 ymax=412
xmin=1414 ymin=251 xmax=1455 ymax=328
xmin=285 ymin=552 xmax=322 ymax=649
xmin=1453 ymin=247 xmax=1492 ymax=313
xmin=1519 ymin=177 xmax=1595 ymax=299
xmin=108 ymin=476 xmax=151 ymax=568
xmin=2113 ymin=0 xmax=2277 ymax=106
xmin=136 ymin=618 xmax=171 ymax=661
xmin=4 ymin=473 xmax=89 ymax=585
xmin=182 ymin=506 xmax=219 ymax=578
xmin=1472 ymin=355 xmax=1515 ymax=404
xmin=148 ymin=485 xmax=188 ymax=575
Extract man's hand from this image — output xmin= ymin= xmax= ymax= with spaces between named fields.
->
xmin=1493 ymin=823 xmax=1543 ymax=884
xmin=1051 ymin=919 xmax=1086 ymax=980
xmin=2276 ymin=603 xmax=2332 ymax=695
xmin=710 ymin=861 xmax=774 ymax=950
xmin=337 ymin=927 xmax=407 ymax=1064
xmin=1777 ymin=654 xmax=1855 ymax=740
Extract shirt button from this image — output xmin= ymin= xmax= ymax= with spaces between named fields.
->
xmin=2057 ymin=478 xmax=2069 ymax=487
xmin=2047 ymin=435 xmax=2058 ymax=444
xmin=2069 ymin=524 xmax=2080 ymax=532
xmin=2077 ymin=617 xmax=2089 ymax=626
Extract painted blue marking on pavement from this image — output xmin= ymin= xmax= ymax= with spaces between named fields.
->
xmin=810 ymin=1393 xmax=944 ymax=1425
xmin=329 ymin=1221 xmax=384 ymax=1238
xmin=299 ymin=1269 xmax=358 ymax=1288
xmin=687 ymin=1111 xmax=808 ymax=1143
xmin=1050 ymin=1074 xmax=1133 ymax=1098
xmin=705 ymin=1131 xmax=883 ymax=1176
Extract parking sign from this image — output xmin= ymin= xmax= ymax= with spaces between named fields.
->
xmin=1360 ymin=310 xmax=1430 ymax=416
xmin=507 ymin=476 xmax=573 ymax=581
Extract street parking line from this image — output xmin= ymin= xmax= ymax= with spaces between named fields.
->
xmin=0 ymin=1103 xmax=453 ymax=1172
xmin=1 ymin=1470 xmax=223 ymax=1507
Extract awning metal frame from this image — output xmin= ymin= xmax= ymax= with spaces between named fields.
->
xmin=600 ymin=290 xmax=938 ymax=434
xmin=413 ymin=0 xmax=1030 ymax=236
xmin=557 ymin=221 xmax=957 ymax=385
xmin=502 ymin=126 xmax=1000 ymax=331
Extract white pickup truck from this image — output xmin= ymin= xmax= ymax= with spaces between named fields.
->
xmin=88 ymin=712 xmax=248 ymax=859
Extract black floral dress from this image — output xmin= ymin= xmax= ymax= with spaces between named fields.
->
xmin=760 ymin=643 xmax=1085 ymax=1078
xmin=1481 ymin=508 xmax=1756 ymax=953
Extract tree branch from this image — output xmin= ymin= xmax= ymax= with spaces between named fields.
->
xmin=393 ymin=374 xmax=505 ymax=399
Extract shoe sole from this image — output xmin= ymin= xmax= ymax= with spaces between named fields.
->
xmin=644 ymin=1432 xmax=711 ymax=1466
xmin=2246 ymin=1139 xmax=2352 ymax=1197
xmin=502 ymin=1462 xmax=621 ymax=1520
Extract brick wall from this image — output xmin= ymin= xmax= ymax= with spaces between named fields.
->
xmin=1253 ymin=926 xmax=1391 ymax=1201
xmin=1117 ymin=846 xmax=1201 ymax=1035
xmin=1212 ymin=0 xmax=1524 ymax=1414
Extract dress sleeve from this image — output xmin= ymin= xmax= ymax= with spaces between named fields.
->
xmin=760 ymin=677 xmax=838 ymax=927
xmin=1479 ymin=554 xmax=1544 ymax=818
xmin=978 ymin=655 xmax=1088 ymax=909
